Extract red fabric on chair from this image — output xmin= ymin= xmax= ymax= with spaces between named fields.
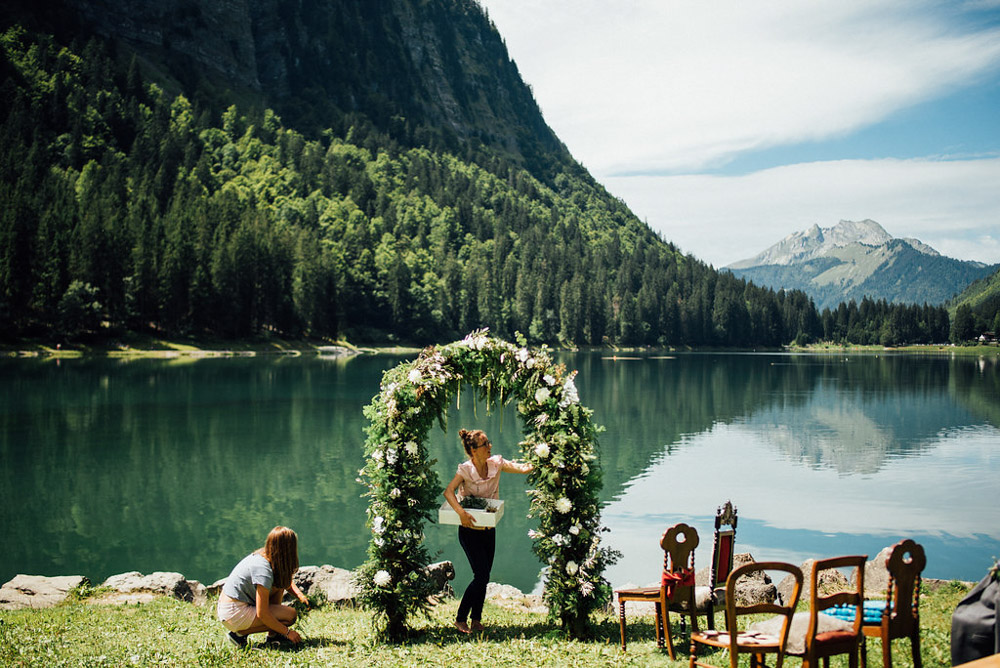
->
xmin=661 ymin=568 xmax=695 ymax=601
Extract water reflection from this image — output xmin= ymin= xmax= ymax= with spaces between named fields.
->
xmin=596 ymin=353 xmax=1000 ymax=587
xmin=0 ymin=351 xmax=997 ymax=594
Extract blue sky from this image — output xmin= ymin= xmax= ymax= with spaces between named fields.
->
xmin=480 ymin=0 xmax=1000 ymax=267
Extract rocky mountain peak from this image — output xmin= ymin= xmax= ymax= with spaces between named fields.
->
xmin=726 ymin=219 xmax=994 ymax=310
xmin=728 ymin=219 xmax=906 ymax=269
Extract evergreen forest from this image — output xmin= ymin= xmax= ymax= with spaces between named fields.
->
xmin=0 ymin=23 xmax=973 ymax=348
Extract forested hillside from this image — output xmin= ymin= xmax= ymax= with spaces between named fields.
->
xmin=949 ymin=268 xmax=1000 ymax=341
xmin=0 ymin=1 xmax=958 ymax=347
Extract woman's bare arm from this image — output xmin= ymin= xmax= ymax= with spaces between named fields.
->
xmin=443 ymin=472 xmax=477 ymax=527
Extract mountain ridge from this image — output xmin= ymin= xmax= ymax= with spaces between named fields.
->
xmin=727 ymin=220 xmax=997 ymax=311
xmin=727 ymin=219 xmax=947 ymax=269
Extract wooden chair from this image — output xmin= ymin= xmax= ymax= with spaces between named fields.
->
xmin=615 ymin=522 xmax=700 ymax=659
xmin=787 ymin=554 xmax=867 ymax=668
xmin=689 ymin=561 xmax=804 ymax=668
xmin=702 ymin=500 xmax=738 ymax=630
xmin=861 ymin=539 xmax=926 ymax=668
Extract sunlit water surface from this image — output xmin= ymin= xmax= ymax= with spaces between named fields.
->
xmin=1 ymin=352 xmax=997 ymax=594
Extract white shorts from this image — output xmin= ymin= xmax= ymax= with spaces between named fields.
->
xmin=217 ymin=595 xmax=257 ymax=632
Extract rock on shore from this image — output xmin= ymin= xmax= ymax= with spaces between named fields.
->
xmin=0 ymin=574 xmax=89 ymax=610
xmin=0 ymin=561 xmax=458 ymax=610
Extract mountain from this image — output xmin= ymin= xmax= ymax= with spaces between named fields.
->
xmin=3 ymin=1 xmax=935 ymax=348
xmin=8 ymin=0 xmax=571 ymax=182
xmin=726 ymin=220 xmax=998 ymax=311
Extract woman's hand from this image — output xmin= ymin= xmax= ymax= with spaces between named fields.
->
xmin=285 ymin=628 xmax=302 ymax=644
xmin=459 ymin=509 xmax=477 ymax=528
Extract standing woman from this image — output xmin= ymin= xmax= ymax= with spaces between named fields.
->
xmin=217 ymin=525 xmax=309 ymax=648
xmin=443 ymin=428 xmax=533 ymax=633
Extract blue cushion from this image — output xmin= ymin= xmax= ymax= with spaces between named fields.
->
xmin=827 ymin=600 xmax=890 ymax=624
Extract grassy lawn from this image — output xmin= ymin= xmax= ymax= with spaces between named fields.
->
xmin=0 ymin=581 xmax=972 ymax=667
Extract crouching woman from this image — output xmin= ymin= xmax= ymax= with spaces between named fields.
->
xmin=217 ymin=525 xmax=308 ymax=648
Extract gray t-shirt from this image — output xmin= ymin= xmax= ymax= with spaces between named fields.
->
xmin=222 ymin=553 xmax=273 ymax=603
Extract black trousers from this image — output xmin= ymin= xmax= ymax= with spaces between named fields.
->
xmin=456 ymin=526 xmax=496 ymax=622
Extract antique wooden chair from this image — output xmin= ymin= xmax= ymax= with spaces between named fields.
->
xmin=701 ymin=500 xmax=738 ymax=630
xmin=785 ymin=554 xmax=867 ymax=668
xmin=615 ymin=522 xmax=700 ymax=659
xmin=861 ymin=539 xmax=926 ymax=668
xmin=689 ymin=561 xmax=803 ymax=668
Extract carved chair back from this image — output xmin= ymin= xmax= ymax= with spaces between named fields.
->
xmin=711 ymin=500 xmax=738 ymax=589
xmin=884 ymin=539 xmax=926 ymax=637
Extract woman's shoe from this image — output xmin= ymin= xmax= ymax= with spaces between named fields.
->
xmin=454 ymin=621 xmax=471 ymax=634
xmin=227 ymin=631 xmax=248 ymax=648
xmin=470 ymin=621 xmax=486 ymax=632
xmin=264 ymin=633 xmax=294 ymax=648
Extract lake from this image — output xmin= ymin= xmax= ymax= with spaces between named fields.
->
xmin=1 ymin=351 xmax=998 ymax=596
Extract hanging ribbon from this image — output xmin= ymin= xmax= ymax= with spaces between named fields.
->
xmin=661 ymin=568 xmax=695 ymax=601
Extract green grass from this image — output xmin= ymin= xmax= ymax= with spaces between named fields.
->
xmin=793 ymin=342 xmax=1000 ymax=356
xmin=0 ymin=582 xmax=972 ymax=667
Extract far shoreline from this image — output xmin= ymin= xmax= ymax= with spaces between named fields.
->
xmin=2 ymin=332 xmax=998 ymax=359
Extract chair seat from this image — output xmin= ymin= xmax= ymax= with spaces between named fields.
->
xmin=691 ymin=629 xmax=781 ymax=651
xmin=814 ymin=629 xmax=860 ymax=645
xmin=616 ymin=586 xmax=660 ymax=601
xmin=616 ymin=584 xmax=718 ymax=609
xmin=748 ymin=610 xmax=853 ymax=655
xmin=667 ymin=585 xmax=718 ymax=612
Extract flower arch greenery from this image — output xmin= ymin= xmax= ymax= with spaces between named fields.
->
xmin=355 ymin=331 xmax=619 ymax=641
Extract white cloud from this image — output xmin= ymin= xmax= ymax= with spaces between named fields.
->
xmin=605 ymin=157 xmax=1000 ymax=267
xmin=484 ymin=1 xmax=1000 ymax=175
xmin=481 ymin=1 xmax=1000 ymax=266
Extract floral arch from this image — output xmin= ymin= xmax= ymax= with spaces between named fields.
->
xmin=356 ymin=331 xmax=619 ymax=641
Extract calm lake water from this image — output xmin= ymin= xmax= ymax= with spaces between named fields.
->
xmin=1 ymin=351 xmax=998 ymax=595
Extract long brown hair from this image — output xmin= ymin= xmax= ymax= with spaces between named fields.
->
xmin=458 ymin=428 xmax=489 ymax=456
xmin=258 ymin=525 xmax=299 ymax=589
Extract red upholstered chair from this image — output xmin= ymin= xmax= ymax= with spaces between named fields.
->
xmin=861 ymin=539 xmax=926 ymax=668
xmin=787 ymin=554 xmax=867 ymax=668
xmin=702 ymin=500 xmax=738 ymax=630
xmin=615 ymin=522 xmax=700 ymax=659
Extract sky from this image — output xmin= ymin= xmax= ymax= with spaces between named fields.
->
xmin=478 ymin=0 xmax=1000 ymax=268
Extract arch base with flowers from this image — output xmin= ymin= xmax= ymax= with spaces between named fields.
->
xmin=356 ymin=331 xmax=620 ymax=642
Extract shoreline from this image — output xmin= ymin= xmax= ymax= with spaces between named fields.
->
xmin=3 ymin=333 xmax=998 ymax=359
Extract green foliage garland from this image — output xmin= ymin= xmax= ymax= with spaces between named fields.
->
xmin=356 ymin=330 xmax=619 ymax=641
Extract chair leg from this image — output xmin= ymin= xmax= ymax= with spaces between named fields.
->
xmin=860 ymin=636 xmax=867 ymax=667
xmin=707 ymin=603 xmax=715 ymax=631
xmin=654 ymin=602 xmax=663 ymax=648
xmin=881 ymin=635 xmax=891 ymax=668
xmin=663 ymin=607 xmax=676 ymax=660
xmin=910 ymin=632 xmax=922 ymax=668
xmin=618 ymin=600 xmax=627 ymax=651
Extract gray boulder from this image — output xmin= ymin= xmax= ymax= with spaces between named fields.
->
xmin=0 ymin=574 xmax=89 ymax=610
xmin=730 ymin=553 xmax=777 ymax=606
xmin=863 ymin=546 xmax=893 ymax=597
xmin=101 ymin=571 xmax=206 ymax=605
xmin=423 ymin=560 xmax=456 ymax=599
xmin=294 ymin=561 xmax=455 ymax=606
xmin=486 ymin=582 xmax=546 ymax=614
xmin=294 ymin=565 xmax=359 ymax=605
xmin=775 ymin=559 xmax=850 ymax=605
